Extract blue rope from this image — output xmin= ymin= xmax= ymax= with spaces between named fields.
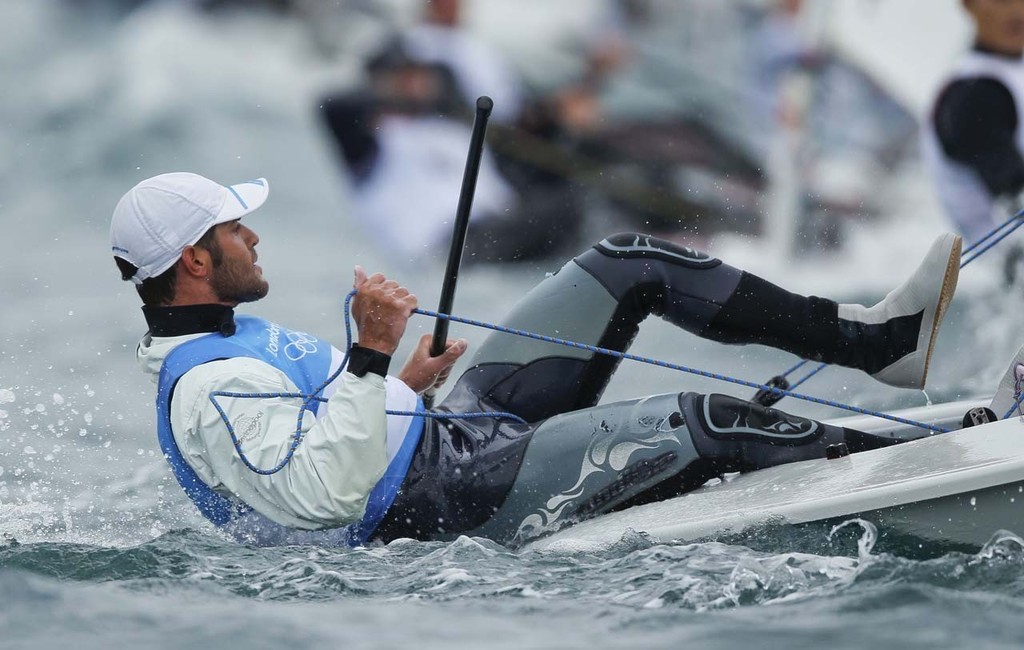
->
xmin=772 ymin=359 xmax=827 ymax=392
xmin=788 ymin=362 xmax=828 ymax=391
xmin=961 ymin=209 xmax=1024 ymax=263
xmin=1002 ymin=397 xmax=1022 ymax=422
xmin=209 ymin=390 xmax=310 ymax=475
xmin=410 ymin=306 xmax=950 ymax=434
xmin=781 ymin=359 xmax=810 ymax=378
xmin=961 ymin=217 xmax=1024 ymax=267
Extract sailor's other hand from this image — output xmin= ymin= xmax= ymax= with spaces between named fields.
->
xmin=397 ymin=334 xmax=468 ymax=395
xmin=352 ymin=265 xmax=417 ymax=356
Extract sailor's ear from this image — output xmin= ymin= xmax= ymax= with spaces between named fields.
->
xmin=179 ymin=245 xmax=212 ymax=279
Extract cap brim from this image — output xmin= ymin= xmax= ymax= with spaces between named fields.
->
xmin=216 ymin=178 xmax=269 ymax=223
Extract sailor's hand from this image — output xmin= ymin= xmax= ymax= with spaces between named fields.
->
xmin=352 ymin=265 xmax=417 ymax=356
xmin=397 ymin=334 xmax=468 ymax=395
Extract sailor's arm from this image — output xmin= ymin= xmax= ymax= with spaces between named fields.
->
xmin=173 ymin=357 xmax=390 ymax=529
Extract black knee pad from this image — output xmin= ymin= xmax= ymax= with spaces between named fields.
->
xmin=574 ymin=233 xmax=738 ymax=314
xmin=680 ymin=392 xmax=826 ymax=446
xmin=592 ymin=232 xmax=722 ymax=269
xmin=678 ymin=392 xmax=849 ymax=472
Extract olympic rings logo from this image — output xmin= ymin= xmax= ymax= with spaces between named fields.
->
xmin=283 ymin=330 xmax=319 ymax=361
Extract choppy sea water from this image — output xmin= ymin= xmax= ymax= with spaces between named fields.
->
xmin=5 ymin=525 xmax=1024 ymax=649
xmin=3 ymin=2 xmax=1024 ymax=648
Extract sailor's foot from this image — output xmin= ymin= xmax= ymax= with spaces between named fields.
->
xmin=838 ymin=232 xmax=961 ymax=389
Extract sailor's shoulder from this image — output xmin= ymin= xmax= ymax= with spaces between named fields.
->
xmin=138 ymin=332 xmax=209 ymax=378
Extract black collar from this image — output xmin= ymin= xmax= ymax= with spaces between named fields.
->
xmin=143 ymin=304 xmax=237 ymax=337
xmin=973 ymin=42 xmax=1024 ymax=61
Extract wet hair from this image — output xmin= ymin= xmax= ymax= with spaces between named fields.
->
xmin=114 ymin=227 xmax=222 ymax=306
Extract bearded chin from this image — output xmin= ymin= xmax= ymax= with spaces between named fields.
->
xmin=224 ymin=280 xmax=270 ymax=305
xmin=231 ymin=280 xmax=270 ymax=304
xmin=210 ymin=272 xmax=270 ymax=305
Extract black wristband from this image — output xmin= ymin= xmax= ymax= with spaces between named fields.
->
xmin=347 ymin=345 xmax=392 ymax=378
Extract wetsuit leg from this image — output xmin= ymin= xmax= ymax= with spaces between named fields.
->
xmin=461 ymin=393 xmax=701 ymax=546
xmin=375 ymin=392 xmax=701 ymax=545
xmin=452 ymin=234 xmax=741 ymax=422
xmin=456 ymin=391 xmax=899 ymax=547
xmin=452 ymin=232 xmax=907 ymax=423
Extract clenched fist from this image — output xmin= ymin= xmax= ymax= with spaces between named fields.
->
xmin=352 ymin=265 xmax=417 ymax=356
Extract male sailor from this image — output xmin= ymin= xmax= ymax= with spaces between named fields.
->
xmin=926 ymin=0 xmax=1024 ymax=248
xmin=112 ymin=172 xmax=962 ymax=547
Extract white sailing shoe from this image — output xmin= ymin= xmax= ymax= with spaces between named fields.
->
xmin=837 ymin=232 xmax=962 ymax=389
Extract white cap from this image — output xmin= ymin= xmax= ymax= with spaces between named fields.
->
xmin=110 ymin=172 xmax=269 ymax=284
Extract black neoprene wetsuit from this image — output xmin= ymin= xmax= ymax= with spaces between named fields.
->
xmin=373 ymin=233 xmax=908 ymax=546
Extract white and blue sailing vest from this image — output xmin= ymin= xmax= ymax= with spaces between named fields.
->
xmin=924 ymin=50 xmax=1024 ymax=244
xmin=155 ymin=315 xmax=424 ymax=545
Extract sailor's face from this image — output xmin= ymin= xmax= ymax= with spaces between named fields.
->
xmin=966 ymin=0 xmax=1024 ymax=55
xmin=207 ymin=220 xmax=269 ymax=305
